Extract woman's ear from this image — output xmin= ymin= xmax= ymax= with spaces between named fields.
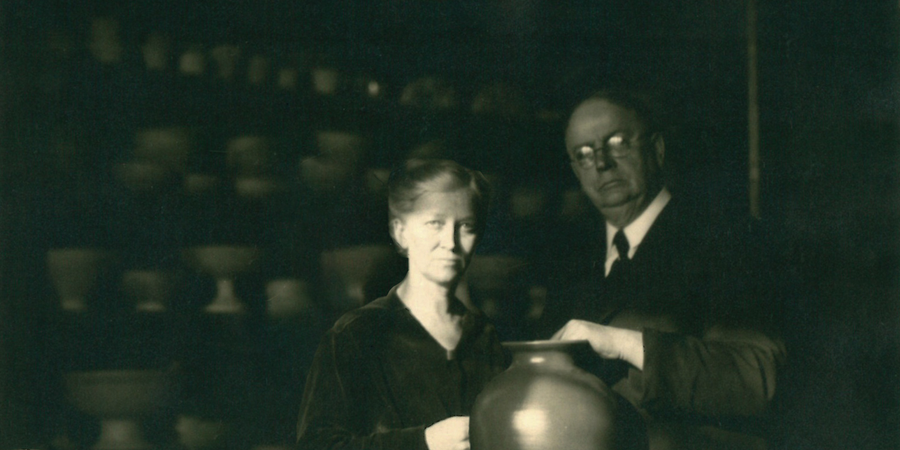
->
xmin=390 ymin=218 xmax=407 ymax=251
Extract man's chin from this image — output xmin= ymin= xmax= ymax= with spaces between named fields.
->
xmin=589 ymin=193 xmax=634 ymax=211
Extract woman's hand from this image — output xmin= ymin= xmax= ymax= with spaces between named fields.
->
xmin=551 ymin=320 xmax=645 ymax=370
xmin=425 ymin=416 xmax=470 ymax=450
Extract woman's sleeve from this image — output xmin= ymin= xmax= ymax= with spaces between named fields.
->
xmin=296 ymin=328 xmax=430 ymax=450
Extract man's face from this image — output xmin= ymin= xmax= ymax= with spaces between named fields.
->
xmin=565 ymin=99 xmax=664 ymax=226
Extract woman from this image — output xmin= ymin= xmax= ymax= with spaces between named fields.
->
xmin=296 ymin=159 xmax=508 ymax=450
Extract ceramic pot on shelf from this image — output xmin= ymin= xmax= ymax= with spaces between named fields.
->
xmin=264 ymin=278 xmax=315 ymax=320
xmin=470 ymin=340 xmax=622 ymax=450
xmin=310 ymin=66 xmax=340 ymax=95
xmin=319 ymin=244 xmax=397 ymax=313
xmin=133 ymin=127 xmax=194 ymax=174
xmin=182 ymin=246 xmax=262 ymax=314
xmin=234 ymin=176 xmax=285 ymax=200
xmin=65 ymin=370 xmax=173 ymax=450
xmin=226 ymin=135 xmax=273 ymax=176
xmin=175 ymin=414 xmax=228 ymax=450
xmin=47 ymin=248 xmax=117 ymax=312
xmin=121 ymin=270 xmax=175 ymax=313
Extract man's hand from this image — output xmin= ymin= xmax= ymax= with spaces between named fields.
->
xmin=425 ymin=416 xmax=470 ymax=450
xmin=551 ymin=320 xmax=645 ymax=370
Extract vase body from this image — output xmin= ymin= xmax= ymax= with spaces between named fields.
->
xmin=471 ymin=341 xmax=620 ymax=450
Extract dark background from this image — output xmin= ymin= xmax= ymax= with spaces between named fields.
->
xmin=1 ymin=1 xmax=898 ymax=449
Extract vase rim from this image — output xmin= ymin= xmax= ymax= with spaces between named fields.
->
xmin=502 ymin=339 xmax=591 ymax=352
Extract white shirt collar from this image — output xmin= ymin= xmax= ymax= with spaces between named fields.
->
xmin=604 ymin=188 xmax=672 ymax=274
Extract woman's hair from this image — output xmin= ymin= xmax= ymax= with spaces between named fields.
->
xmin=387 ymin=159 xmax=492 ymax=251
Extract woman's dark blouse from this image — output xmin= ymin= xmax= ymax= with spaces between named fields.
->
xmin=296 ymin=286 xmax=509 ymax=450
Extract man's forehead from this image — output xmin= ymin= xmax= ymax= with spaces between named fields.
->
xmin=566 ymin=99 xmax=642 ymax=141
xmin=570 ymin=99 xmax=639 ymax=126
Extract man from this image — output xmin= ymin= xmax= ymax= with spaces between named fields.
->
xmin=547 ymin=90 xmax=787 ymax=450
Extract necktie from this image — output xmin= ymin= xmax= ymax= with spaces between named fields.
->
xmin=608 ymin=229 xmax=630 ymax=278
xmin=598 ymin=229 xmax=631 ymax=324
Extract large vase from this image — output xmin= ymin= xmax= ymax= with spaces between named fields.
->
xmin=470 ymin=340 xmax=622 ymax=450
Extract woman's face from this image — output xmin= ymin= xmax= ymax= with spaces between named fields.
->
xmin=392 ymin=189 xmax=480 ymax=288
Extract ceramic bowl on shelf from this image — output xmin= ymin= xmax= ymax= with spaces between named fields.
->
xmin=141 ymin=32 xmax=171 ymax=72
xmin=277 ymin=66 xmax=300 ymax=91
xmin=310 ymin=66 xmax=340 ymax=95
xmin=182 ymin=246 xmax=262 ymax=314
xmin=319 ymin=244 xmax=396 ymax=313
xmin=399 ymin=76 xmax=458 ymax=111
xmin=183 ymin=173 xmax=222 ymax=196
xmin=234 ymin=176 xmax=285 ymax=200
xmin=265 ymin=278 xmax=315 ymax=320
xmin=113 ymin=161 xmax=180 ymax=194
xmin=226 ymin=136 xmax=273 ymax=176
xmin=175 ymin=414 xmax=228 ymax=450
xmin=65 ymin=369 xmax=173 ymax=450
xmin=47 ymin=248 xmax=117 ymax=312
xmin=247 ymin=54 xmax=270 ymax=86
xmin=315 ymin=130 xmax=369 ymax=163
xmin=133 ymin=127 xmax=194 ymax=173
xmin=298 ymin=156 xmax=355 ymax=194
xmin=121 ymin=270 xmax=175 ymax=313
xmin=209 ymin=44 xmax=241 ymax=81
xmin=178 ymin=45 xmax=206 ymax=77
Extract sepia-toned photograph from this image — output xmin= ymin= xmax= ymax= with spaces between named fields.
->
xmin=1 ymin=1 xmax=897 ymax=449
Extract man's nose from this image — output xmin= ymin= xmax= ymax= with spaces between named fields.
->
xmin=592 ymin=148 xmax=615 ymax=171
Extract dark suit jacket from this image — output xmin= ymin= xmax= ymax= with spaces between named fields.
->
xmin=542 ymin=195 xmax=788 ymax=450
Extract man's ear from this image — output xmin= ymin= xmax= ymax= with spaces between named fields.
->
xmin=568 ymin=150 xmax=586 ymax=183
xmin=390 ymin=218 xmax=407 ymax=250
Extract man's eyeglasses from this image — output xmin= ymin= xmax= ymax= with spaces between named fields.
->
xmin=569 ymin=133 xmax=648 ymax=169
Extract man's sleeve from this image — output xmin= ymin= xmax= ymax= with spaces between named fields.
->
xmin=635 ymin=325 xmax=786 ymax=417
xmin=631 ymin=220 xmax=789 ymax=419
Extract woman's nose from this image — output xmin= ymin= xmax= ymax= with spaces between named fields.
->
xmin=438 ymin=225 xmax=457 ymax=249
